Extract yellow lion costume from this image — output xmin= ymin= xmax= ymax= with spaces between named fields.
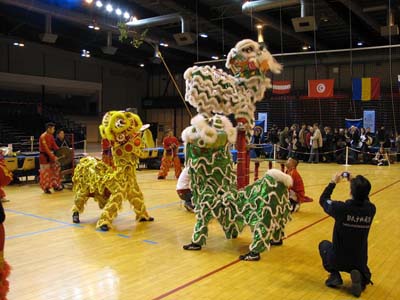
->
xmin=71 ymin=111 xmax=154 ymax=231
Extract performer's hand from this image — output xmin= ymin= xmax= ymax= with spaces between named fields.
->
xmin=331 ymin=172 xmax=342 ymax=184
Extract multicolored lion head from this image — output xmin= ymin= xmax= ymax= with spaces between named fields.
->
xmin=99 ymin=111 xmax=143 ymax=146
xmin=225 ymin=39 xmax=282 ymax=85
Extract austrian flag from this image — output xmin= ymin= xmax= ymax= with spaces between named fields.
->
xmin=308 ymin=79 xmax=335 ymax=98
xmin=272 ymin=81 xmax=291 ymax=94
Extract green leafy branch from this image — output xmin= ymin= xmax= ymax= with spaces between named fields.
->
xmin=118 ymin=22 xmax=148 ymax=49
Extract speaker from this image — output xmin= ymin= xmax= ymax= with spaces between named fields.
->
xmin=291 ymin=16 xmax=317 ymax=32
xmin=39 ymin=33 xmax=58 ymax=44
xmin=101 ymin=46 xmax=118 ymax=55
xmin=173 ymin=32 xmax=196 ymax=46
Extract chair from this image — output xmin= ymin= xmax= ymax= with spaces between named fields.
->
xmin=4 ymin=157 xmax=18 ymax=172
xmin=15 ymin=157 xmax=37 ymax=182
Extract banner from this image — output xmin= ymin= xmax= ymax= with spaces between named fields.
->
xmin=398 ymin=75 xmax=400 ymax=90
xmin=308 ymin=79 xmax=334 ymax=98
xmin=257 ymin=112 xmax=268 ymax=132
xmin=363 ymin=110 xmax=376 ymax=133
xmin=272 ymin=81 xmax=291 ymax=94
xmin=352 ymin=77 xmax=380 ymax=101
xmin=345 ymin=118 xmax=363 ymax=129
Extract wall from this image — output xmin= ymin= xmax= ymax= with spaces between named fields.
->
xmin=0 ymin=37 xmax=148 ymax=114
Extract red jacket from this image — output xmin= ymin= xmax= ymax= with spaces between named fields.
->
xmin=39 ymin=132 xmax=59 ymax=164
xmin=286 ymin=168 xmax=305 ymax=203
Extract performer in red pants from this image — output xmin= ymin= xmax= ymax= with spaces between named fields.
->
xmin=0 ymin=201 xmax=10 ymax=300
xmin=157 ymin=129 xmax=182 ymax=179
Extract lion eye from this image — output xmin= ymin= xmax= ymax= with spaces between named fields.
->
xmin=115 ymin=119 xmax=125 ymax=128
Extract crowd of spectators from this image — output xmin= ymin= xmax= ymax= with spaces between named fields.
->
xmin=259 ymin=123 xmax=399 ymax=164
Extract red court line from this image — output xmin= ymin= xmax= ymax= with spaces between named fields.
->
xmin=153 ymin=179 xmax=400 ymax=300
xmin=152 ymin=259 xmax=241 ymax=300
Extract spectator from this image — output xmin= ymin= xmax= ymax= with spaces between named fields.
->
xmin=55 ymin=129 xmax=70 ymax=148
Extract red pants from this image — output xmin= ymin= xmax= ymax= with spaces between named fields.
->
xmin=158 ymin=154 xmax=182 ymax=179
xmin=39 ymin=163 xmax=61 ymax=191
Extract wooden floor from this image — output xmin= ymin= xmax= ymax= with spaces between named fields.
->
xmin=3 ymin=161 xmax=400 ymax=300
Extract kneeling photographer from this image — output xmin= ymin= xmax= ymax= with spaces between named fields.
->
xmin=318 ymin=171 xmax=376 ymax=298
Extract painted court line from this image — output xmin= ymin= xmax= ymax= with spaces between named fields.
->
xmin=152 ymin=179 xmax=400 ymax=300
xmin=143 ymin=239 xmax=158 ymax=245
xmin=5 ymin=208 xmax=77 ymax=226
xmin=6 ymin=224 xmax=74 ymax=240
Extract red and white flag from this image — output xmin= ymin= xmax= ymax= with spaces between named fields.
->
xmin=272 ymin=80 xmax=291 ymax=94
xmin=308 ymin=79 xmax=334 ymax=98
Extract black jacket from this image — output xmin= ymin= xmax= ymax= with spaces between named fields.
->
xmin=320 ymin=183 xmax=376 ymax=278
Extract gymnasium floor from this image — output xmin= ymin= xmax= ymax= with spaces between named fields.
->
xmin=3 ymin=161 xmax=400 ymax=300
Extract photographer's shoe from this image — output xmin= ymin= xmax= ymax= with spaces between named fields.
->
xmin=350 ymin=269 xmax=362 ymax=297
xmin=325 ymin=272 xmax=343 ymax=288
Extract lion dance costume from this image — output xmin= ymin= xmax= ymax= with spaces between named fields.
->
xmin=0 ymin=202 xmax=10 ymax=299
xmin=182 ymin=39 xmax=292 ymax=261
xmin=72 ymin=111 xmax=154 ymax=231
xmin=0 ymin=152 xmax=12 ymax=202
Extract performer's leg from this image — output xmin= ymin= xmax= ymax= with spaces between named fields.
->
xmin=95 ymin=194 xmax=108 ymax=210
xmin=188 ymin=208 xmax=213 ymax=246
xmin=51 ymin=162 xmax=62 ymax=190
xmin=127 ymin=183 xmax=153 ymax=221
xmin=39 ymin=164 xmax=52 ymax=192
xmin=173 ymin=155 xmax=182 ymax=178
xmin=96 ymin=193 xmax=124 ymax=230
xmin=158 ymin=154 xmax=172 ymax=179
xmin=71 ymin=191 xmax=90 ymax=223
xmin=0 ymin=188 xmax=5 ymax=200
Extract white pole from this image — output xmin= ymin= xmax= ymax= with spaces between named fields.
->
xmin=30 ymin=136 xmax=34 ymax=152
xmin=273 ymin=144 xmax=277 ymax=160
xmin=83 ymin=140 xmax=87 ymax=154
xmin=344 ymin=146 xmax=350 ymax=166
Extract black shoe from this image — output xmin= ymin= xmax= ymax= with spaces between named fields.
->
xmin=100 ymin=224 xmax=109 ymax=231
xmin=157 ymin=176 xmax=165 ymax=180
xmin=139 ymin=217 xmax=154 ymax=222
xmin=184 ymin=203 xmax=194 ymax=213
xmin=270 ymin=239 xmax=283 ymax=246
xmin=54 ymin=185 xmax=64 ymax=191
xmin=72 ymin=212 xmax=80 ymax=224
xmin=44 ymin=189 xmax=52 ymax=194
xmin=239 ymin=251 xmax=260 ymax=261
xmin=183 ymin=243 xmax=202 ymax=250
xmin=325 ymin=272 xmax=343 ymax=287
xmin=350 ymin=269 xmax=362 ymax=297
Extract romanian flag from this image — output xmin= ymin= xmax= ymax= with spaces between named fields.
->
xmin=352 ymin=77 xmax=380 ymax=101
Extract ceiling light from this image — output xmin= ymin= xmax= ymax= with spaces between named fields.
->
xmin=256 ymin=24 xmax=263 ymax=29
xmin=139 ymin=64 xmax=145 ymax=67
xmin=13 ymin=42 xmax=19 ymax=46
xmin=160 ymin=42 xmax=168 ymax=47
xmin=116 ymin=8 xmax=122 ymax=16
xmin=95 ymin=1 xmax=103 ymax=8
xmin=129 ymin=16 xmax=138 ymax=23
xmin=88 ymin=25 xmax=94 ymax=29
xmin=13 ymin=42 xmax=24 ymax=47
xmin=94 ymin=26 xmax=100 ymax=30
xmin=302 ymin=45 xmax=309 ymax=50
xmin=105 ymin=4 xmax=113 ymax=12
xmin=85 ymin=0 xmax=93 ymax=4
xmin=81 ymin=49 xmax=91 ymax=58
xmin=211 ymin=56 xmax=219 ymax=60
xmin=123 ymin=12 xmax=130 ymax=19
xmin=199 ymin=33 xmax=208 ymax=38
xmin=357 ymin=41 xmax=363 ymax=46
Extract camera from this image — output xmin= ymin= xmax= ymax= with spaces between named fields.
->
xmin=341 ymin=171 xmax=350 ymax=180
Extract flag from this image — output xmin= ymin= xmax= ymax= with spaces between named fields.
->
xmin=272 ymin=80 xmax=291 ymax=94
xmin=308 ymin=79 xmax=334 ymax=98
xmin=352 ymin=77 xmax=380 ymax=101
